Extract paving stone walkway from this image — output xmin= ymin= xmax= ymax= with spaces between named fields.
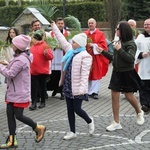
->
xmin=0 ymin=64 xmax=150 ymax=150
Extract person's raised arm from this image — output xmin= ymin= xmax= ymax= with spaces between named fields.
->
xmin=51 ymin=22 xmax=72 ymax=52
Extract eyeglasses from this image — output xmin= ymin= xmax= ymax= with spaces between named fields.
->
xmin=144 ymin=24 xmax=150 ymax=26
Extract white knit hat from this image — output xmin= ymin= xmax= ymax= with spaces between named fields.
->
xmin=72 ymin=33 xmax=87 ymax=47
xmin=12 ymin=34 xmax=31 ymax=51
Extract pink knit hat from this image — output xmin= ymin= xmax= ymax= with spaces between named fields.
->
xmin=12 ymin=34 xmax=31 ymax=51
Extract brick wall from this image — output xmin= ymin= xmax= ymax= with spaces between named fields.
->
xmin=97 ymin=21 xmax=144 ymax=28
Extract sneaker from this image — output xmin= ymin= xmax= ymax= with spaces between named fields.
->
xmin=88 ymin=117 xmax=95 ymax=135
xmin=106 ymin=121 xmax=122 ymax=131
xmin=63 ymin=132 xmax=77 ymax=140
xmin=137 ymin=110 xmax=145 ymax=125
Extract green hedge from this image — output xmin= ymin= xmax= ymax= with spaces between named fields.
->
xmin=0 ymin=6 xmax=24 ymax=26
xmin=0 ymin=2 xmax=106 ymax=27
xmin=53 ymin=2 xmax=106 ymax=27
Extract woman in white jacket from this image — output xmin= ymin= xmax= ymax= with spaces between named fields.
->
xmin=51 ymin=22 xmax=95 ymax=140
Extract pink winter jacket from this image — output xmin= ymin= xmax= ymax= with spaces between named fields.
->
xmin=52 ymin=23 xmax=92 ymax=96
xmin=0 ymin=53 xmax=33 ymax=103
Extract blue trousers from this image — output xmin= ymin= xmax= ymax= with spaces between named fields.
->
xmin=66 ymin=97 xmax=91 ymax=133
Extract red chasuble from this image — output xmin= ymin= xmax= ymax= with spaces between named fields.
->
xmin=84 ymin=28 xmax=109 ymax=80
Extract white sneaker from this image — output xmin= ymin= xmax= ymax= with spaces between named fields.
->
xmin=137 ymin=110 xmax=145 ymax=125
xmin=63 ymin=132 xmax=77 ymax=140
xmin=106 ymin=121 xmax=122 ymax=131
xmin=88 ymin=117 xmax=95 ymax=135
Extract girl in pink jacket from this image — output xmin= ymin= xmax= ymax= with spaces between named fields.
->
xmin=0 ymin=35 xmax=46 ymax=149
xmin=51 ymin=22 xmax=95 ymax=140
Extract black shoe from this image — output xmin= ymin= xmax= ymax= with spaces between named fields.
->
xmin=29 ymin=104 xmax=37 ymax=111
xmin=141 ymin=105 xmax=149 ymax=112
xmin=88 ymin=94 xmax=92 ymax=97
xmin=92 ymin=93 xmax=98 ymax=99
xmin=38 ymin=103 xmax=45 ymax=109
xmin=60 ymin=95 xmax=65 ymax=100
xmin=52 ymin=90 xmax=57 ymax=97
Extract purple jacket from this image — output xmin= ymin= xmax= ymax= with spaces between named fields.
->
xmin=0 ymin=52 xmax=33 ymax=103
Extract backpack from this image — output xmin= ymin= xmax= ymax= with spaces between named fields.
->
xmin=106 ymin=39 xmax=114 ymax=53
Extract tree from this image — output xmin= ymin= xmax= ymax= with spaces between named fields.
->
xmin=5 ymin=0 xmax=9 ymax=6
xmin=18 ymin=0 xmax=21 ymax=6
xmin=105 ymin=0 xmax=122 ymax=39
xmin=29 ymin=0 xmax=58 ymax=22
xmin=5 ymin=0 xmax=21 ymax=6
xmin=123 ymin=0 xmax=150 ymax=20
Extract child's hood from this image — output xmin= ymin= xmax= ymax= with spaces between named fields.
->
xmin=20 ymin=52 xmax=33 ymax=63
xmin=28 ymin=53 xmax=33 ymax=63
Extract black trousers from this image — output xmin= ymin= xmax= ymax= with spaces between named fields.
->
xmin=139 ymin=80 xmax=150 ymax=107
xmin=65 ymin=97 xmax=91 ymax=133
xmin=7 ymin=103 xmax=37 ymax=135
xmin=31 ymin=74 xmax=48 ymax=104
xmin=47 ymin=70 xmax=63 ymax=93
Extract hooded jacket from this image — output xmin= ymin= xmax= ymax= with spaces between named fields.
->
xmin=30 ymin=41 xmax=53 ymax=75
xmin=0 ymin=52 xmax=33 ymax=103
